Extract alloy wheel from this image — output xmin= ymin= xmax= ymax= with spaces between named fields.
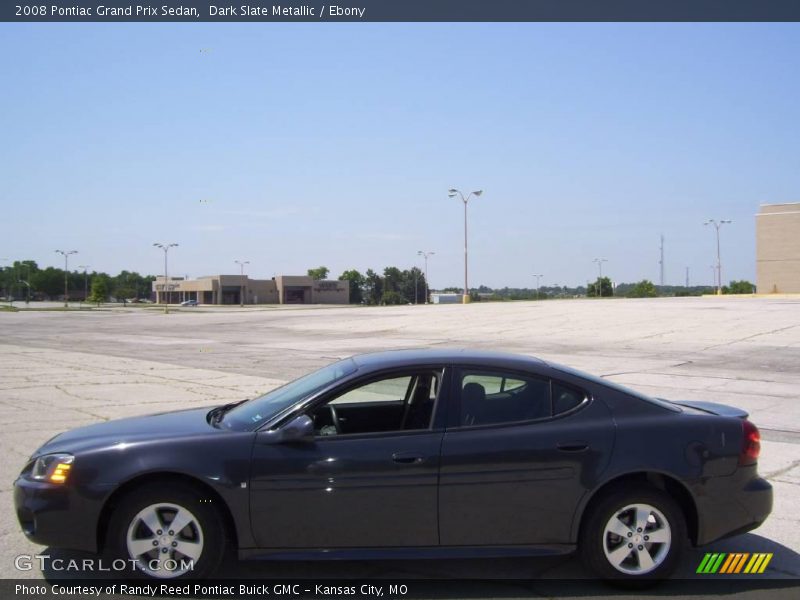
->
xmin=602 ymin=502 xmax=671 ymax=575
xmin=125 ymin=502 xmax=204 ymax=578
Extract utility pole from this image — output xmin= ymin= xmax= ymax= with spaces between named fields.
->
xmin=55 ymin=250 xmax=77 ymax=308
xmin=659 ymin=234 xmax=665 ymax=288
xmin=417 ymin=251 xmax=434 ymax=304
xmin=685 ymin=266 xmax=689 ymax=289
xmin=448 ymin=189 xmax=483 ymax=303
xmin=532 ymin=274 xmax=543 ymax=300
xmin=592 ymin=258 xmax=608 ymax=298
xmin=78 ymin=265 xmax=90 ymax=307
xmin=704 ymin=219 xmax=732 ymax=295
xmin=235 ymin=260 xmax=249 ymax=307
xmin=153 ymin=243 xmax=178 ymax=314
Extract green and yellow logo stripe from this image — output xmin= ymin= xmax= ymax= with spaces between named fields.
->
xmin=696 ymin=552 xmax=773 ymax=574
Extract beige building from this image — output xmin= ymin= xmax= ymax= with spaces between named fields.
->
xmin=153 ymin=275 xmax=349 ymax=305
xmin=756 ymin=203 xmax=800 ymax=294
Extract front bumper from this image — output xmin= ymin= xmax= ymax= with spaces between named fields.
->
xmin=694 ymin=471 xmax=773 ymax=546
xmin=14 ymin=476 xmax=112 ymax=554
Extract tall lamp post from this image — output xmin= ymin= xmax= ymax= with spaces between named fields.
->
xmin=77 ymin=265 xmax=90 ymax=307
xmin=0 ymin=258 xmax=7 ymax=304
xmin=448 ymin=188 xmax=483 ymax=303
xmin=417 ymin=251 xmax=434 ymax=304
xmin=153 ymin=243 xmax=178 ymax=314
xmin=235 ymin=260 xmax=249 ymax=307
xmin=593 ymin=258 xmax=608 ymax=298
xmin=55 ymin=250 xmax=77 ymax=307
xmin=532 ymin=274 xmax=543 ymax=300
xmin=704 ymin=219 xmax=731 ymax=295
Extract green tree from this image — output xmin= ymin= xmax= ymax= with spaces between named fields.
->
xmin=307 ymin=266 xmax=329 ymax=280
xmin=363 ymin=269 xmax=383 ymax=305
xmin=381 ymin=291 xmax=407 ymax=305
xmin=627 ymin=280 xmax=658 ymax=298
xmin=339 ymin=269 xmax=365 ymax=304
xmin=382 ymin=267 xmax=403 ymax=294
xmin=88 ymin=275 xmax=110 ymax=305
xmin=398 ymin=267 xmax=427 ymax=304
xmin=724 ymin=280 xmax=755 ymax=294
xmin=30 ymin=267 xmax=65 ymax=298
xmin=587 ymin=276 xmax=613 ymax=297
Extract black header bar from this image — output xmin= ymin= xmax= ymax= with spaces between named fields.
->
xmin=4 ymin=1 xmax=800 ymax=23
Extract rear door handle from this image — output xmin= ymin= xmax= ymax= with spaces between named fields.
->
xmin=392 ymin=452 xmax=425 ymax=464
xmin=556 ymin=442 xmax=589 ymax=452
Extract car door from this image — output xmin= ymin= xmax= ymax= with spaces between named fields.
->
xmin=438 ymin=367 xmax=614 ymax=546
xmin=249 ymin=368 xmax=447 ymax=548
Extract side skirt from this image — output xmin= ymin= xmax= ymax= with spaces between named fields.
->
xmin=239 ymin=544 xmax=575 ymax=561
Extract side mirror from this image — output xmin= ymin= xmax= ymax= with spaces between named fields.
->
xmin=258 ymin=414 xmax=314 ymax=445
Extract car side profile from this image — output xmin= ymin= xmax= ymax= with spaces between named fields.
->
xmin=14 ymin=349 xmax=772 ymax=581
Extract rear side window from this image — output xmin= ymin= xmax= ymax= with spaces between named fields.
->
xmin=460 ymin=370 xmax=550 ymax=426
xmin=552 ymin=382 xmax=586 ymax=415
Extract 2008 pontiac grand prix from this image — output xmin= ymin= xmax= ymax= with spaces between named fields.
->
xmin=14 ymin=349 xmax=772 ymax=581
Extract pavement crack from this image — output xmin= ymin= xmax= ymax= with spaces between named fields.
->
xmin=763 ymin=459 xmax=800 ymax=480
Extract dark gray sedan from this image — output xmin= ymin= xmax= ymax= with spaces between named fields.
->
xmin=14 ymin=349 xmax=772 ymax=581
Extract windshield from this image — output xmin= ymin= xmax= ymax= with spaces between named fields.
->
xmin=221 ymin=358 xmax=358 ymax=430
xmin=553 ymin=364 xmax=682 ymax=412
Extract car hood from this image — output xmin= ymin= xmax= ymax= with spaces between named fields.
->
xmin=33 ymin=406 xmax=218 ymax=456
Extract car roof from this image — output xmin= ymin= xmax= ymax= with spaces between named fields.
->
xmin=351 ymin=348 xmax=548 ymax=372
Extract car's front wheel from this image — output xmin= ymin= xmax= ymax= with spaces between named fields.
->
xmin=106 ymin=484 xmax=226 ymax=579
xmin=579 ymin=486 xmax=686 ymax=582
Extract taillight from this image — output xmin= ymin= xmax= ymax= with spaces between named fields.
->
xmin=739 ymin=420 xmax=761 ymax=466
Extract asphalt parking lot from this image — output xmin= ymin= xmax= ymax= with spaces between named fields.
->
xmin=1 ymin=296 xmax=798 ymax=596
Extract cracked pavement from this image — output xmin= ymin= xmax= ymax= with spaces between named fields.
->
xmin=0 ymin=296 xmax=798 ymax=591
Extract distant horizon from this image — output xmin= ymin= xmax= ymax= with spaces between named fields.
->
xmin=3 ymin=23 xmax=798 ymax=289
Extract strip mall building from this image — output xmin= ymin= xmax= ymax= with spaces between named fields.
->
xmin=756 ymin=203 xmax=800 ymax=294
xmin=153 ymin=275 xmax=349 ymax=305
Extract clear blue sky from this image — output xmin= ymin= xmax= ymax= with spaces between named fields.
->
xmin=2 ymin=23 xmax=798 ymax=288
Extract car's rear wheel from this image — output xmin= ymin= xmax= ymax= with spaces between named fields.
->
xmin=579 ymin=486 xmax=686 ymax=583
xmin=106 ymin=484 xmax=226 ymax=579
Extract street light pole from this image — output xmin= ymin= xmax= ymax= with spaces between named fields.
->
xmin=153 ymin=243 xmax=178 ymax=314
xmin=593 ymin=258 xmax=608 ymax=298
xmin=449 ymin=189 xmax=483 ymax=303
xmin=417 ymin=251 xmax=434 ymax=304
xmin=235 ymin=260 xmax=250 ymax=307
xmin=55 ymin=250 xmax=77 ymax=308
xmin=532 ymin=274 xmax=543 ymax=300
xmin=704 ymin=219 xmax=731 ymax=295
xmin=77 ymin=265 xmax=90 ymax=307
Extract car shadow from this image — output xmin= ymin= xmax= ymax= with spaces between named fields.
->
xmin=40 ymin=532 xmax=799 ymax=597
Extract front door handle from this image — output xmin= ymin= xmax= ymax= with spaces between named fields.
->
xmin=392 ymin=452 xmax=425 ymax=464
xmin=556 ymin=442 xmax=589 ymax=452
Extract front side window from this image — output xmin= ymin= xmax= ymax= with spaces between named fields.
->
xmin=310 ymin=371 xmax=441 ymax=436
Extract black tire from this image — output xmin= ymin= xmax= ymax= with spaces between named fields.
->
xmin=105 ymin=483 xmax=227 ymax=580
xmin=579 ymin=486 xmax=686 ymax=584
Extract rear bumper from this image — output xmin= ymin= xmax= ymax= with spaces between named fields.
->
xmin=695 ymin=473 xmax=773 ymax=546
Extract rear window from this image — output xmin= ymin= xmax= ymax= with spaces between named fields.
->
xmin=552 ymin=364 xmax=682 ymax=413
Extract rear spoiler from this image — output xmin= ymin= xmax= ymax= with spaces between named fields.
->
xmin=666 ymin=399 xmax=749 ymax=419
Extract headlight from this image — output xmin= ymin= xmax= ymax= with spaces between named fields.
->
xmin=30 ymin=453 xmax=74 ymax=484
